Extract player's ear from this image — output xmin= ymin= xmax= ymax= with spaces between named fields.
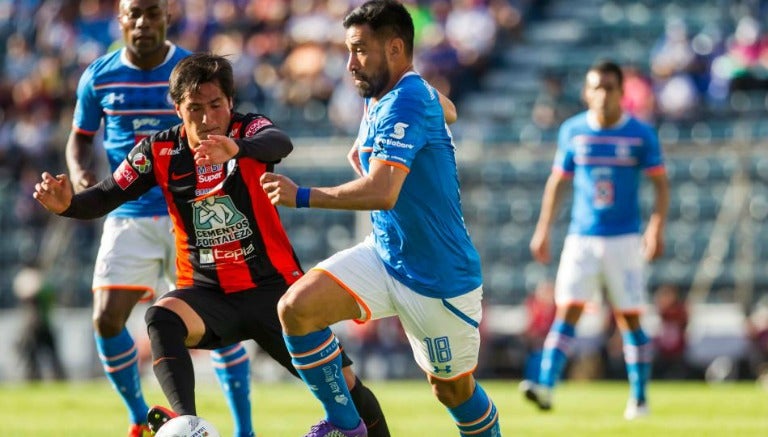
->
xmin=387 ymin=37 xmax=404 ymax=59
xmin=174 ymin=103 xmax=182 ymax=119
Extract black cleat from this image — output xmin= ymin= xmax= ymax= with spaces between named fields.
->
xmin=147 ymin=405 xmax=178 ymax=433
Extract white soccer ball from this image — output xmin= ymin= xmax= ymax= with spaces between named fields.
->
xmin=154 ymin=415 xmax=221 ymax=437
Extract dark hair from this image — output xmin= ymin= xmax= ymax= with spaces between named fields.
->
xmin=342 ymin=0 xmax=414 ymax=57
xmin=169 ymin=53 xmax=235 ymax=104
xmin=588 ymin=59 xmax=624 ymax=87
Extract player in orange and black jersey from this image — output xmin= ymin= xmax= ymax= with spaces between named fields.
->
xmin=33 ymin=53 xmax=390 ymax=437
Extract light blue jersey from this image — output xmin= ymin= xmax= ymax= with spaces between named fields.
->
xmin=73 ymin=43 xmax=190 ymax=217
xmin=554 ymin=111 xmax=665 ymax=236
xmin=356 ymin=72 xmax=482 ymax=298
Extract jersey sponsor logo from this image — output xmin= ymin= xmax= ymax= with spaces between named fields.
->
xmin=198 ymin=244 xmax=257 ymax=266
xmin=197 ymin=164 xmax=223 ymax=175
xmin=198 ymin=172 xmax=223 ymax=184
xmin=131 ymin=153 xmax=152 ymax=173
xmin=192 ymin=195 xmax=253 ymax=246
xmin=379 ymin=137 xmax=414 ymax=150
xmin=390 ymin=122 xmax=409 ymax=139
xmin=159 ymin=143 xmax=184 ymax=156
xmin=171 ymin=171 xmax=194 ymax=180
xmin=113 ymin=160 xmax=139 ymax=190
xmin=132 ymin=117 xmax=162 ymax=131
xmin=244 ymin=118 xmax=272 ymax=137
xmin=196 ymin=163 xmax=224 ymax=184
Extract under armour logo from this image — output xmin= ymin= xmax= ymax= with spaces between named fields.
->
xmin=433 ymin=365 xmax=452 ymax=374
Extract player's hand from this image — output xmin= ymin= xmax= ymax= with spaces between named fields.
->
xmin=529 ymin=229 xmax=552 ymax=264
xmin=643 ymin=228 xmax=664 ymax=261
xmin=71 ymin=169 xmax=97 ymax=193
xmin=195 ymin=134 xmax=239 ymax=166
xmin=33 ymin=172 xmax=73 ymax=214
xmin=260 ymin=172 xmax=298 ymax=207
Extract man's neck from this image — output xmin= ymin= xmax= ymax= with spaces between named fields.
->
xmin=372 ymin=63 xmax=413 ymax=103
xmin=126 ymin=42 xmax=171 ymax=70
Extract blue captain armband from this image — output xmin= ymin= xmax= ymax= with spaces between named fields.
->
xmin=296 ymin=186 xmax=311 ymax=208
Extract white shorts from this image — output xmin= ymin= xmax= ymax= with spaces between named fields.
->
xmin=315 ymin=236 xmax=483 ymax=380
xmin=555 ymin=234 xmax=647 ymax=311
xmin=92 ymin=216 xmax=176 ymax=301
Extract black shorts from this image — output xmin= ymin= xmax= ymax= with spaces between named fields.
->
xmin=162 ymin=285 xmax=353 ymax=377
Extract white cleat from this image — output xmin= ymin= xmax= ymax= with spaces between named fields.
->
xmin=519 ymin=380 xmax=552 ymax=411
xmin=623 ymin=398 xmax=650 ymax=420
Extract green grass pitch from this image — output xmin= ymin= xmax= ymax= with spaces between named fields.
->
xmin=0 ymin=379 xmax=766 ymax=436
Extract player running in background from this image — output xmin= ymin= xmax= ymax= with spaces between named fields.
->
xmin=260 ymin=1 xmax=501 ymax=436
xmin=521 ymin=60 xmax=669 ymax=420
xmin=66 ymin=2 xmax=253 ymax=435
xmin=36 ymin=53 xmax=389 ymax=437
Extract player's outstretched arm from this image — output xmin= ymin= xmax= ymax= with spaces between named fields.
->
xmin=34 ymin=172 xmax=74 ymax=214
xmin=262 ymin=160 xmax=406 ymax=211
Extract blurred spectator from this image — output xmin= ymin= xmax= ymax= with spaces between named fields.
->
xmin=522 ymin=279 xmax=556 ymax=380
xmin=650 ymin=18 xmax=701 ymax=120
xmin=652 ymin=284 xmax=690 ymax=379
xmin=710 ymin=15 xmax=768 ymax=96
xmin=444 ymin=0 xmax=498 ymax=99
xmin=13 ymin=264 xmax=66 ymax=381
xmin=621 ymin=65 xmax=656 ymax=124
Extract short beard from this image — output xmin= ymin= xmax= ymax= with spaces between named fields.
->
xmin=356 ymin=68 xmax=390 ymax=98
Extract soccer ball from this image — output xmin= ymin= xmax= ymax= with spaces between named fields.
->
xmin=154 ymin=415 xmax=221 ymax=437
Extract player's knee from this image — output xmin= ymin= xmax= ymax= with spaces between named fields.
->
xmin=145 ymin=305 xmax=187 ymax=342
xmin=277 ymin=291 xmax=307 ymax=328
xmin=429 ymin=376 xmax=474 ymax=408
xmin=93 ymin=311 xmax=126 ymax=338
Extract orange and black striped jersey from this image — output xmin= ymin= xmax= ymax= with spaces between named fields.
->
xmin=63 ymin=112 xmax=302 ymax=293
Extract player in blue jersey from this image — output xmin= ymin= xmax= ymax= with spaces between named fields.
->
xmin=521 ymin=60 xmax=669 ymax=420
xmin=66 ymin=2 xmax=254 ymax=436
xmin=260 ymin=1 xmax=501 ymax=436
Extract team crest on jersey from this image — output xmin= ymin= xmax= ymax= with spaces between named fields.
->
xmin=131 ymin=153 xmax=152 ymax=173
xmin=192 ymin=195 xmax=253 ymax=247
xmin=244 ymin=118 xmax=272 ymax=137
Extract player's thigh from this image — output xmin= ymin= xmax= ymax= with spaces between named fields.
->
xmin=313 ymin=237 xmax=399 ymax=323
xmin=394 ymin=285 xmax=483 ymax=379
xmin=603 ymin=234 xmax=647 ymax=310
xmin=555 ymin=235 xmax=601 ymax=305
xmin=93 ymin=216 xmax=172 ymax=299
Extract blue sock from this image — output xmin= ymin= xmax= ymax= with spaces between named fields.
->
xmin=95 ymin=328 xmax=149 ymax=425
xmin=623 ymin=329 xmax=651 ymax=403
xmin=539 ymin=320 xmax=576 ymax=388
xmin=447 ymin=383 xmax=500 ymax=436
xmin=284 ymin=328 xmax=360 ymax=430
xmin=211 ymin=343 xmax=253 ymax=437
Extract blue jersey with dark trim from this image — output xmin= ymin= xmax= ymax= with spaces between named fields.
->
xmin=73 ymin=43 xmax=190 ymax=217
xmin=356 ymin=72 xmax=482 ymax=298
xmin=554 ymin=111 xmax=666 ymax=236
